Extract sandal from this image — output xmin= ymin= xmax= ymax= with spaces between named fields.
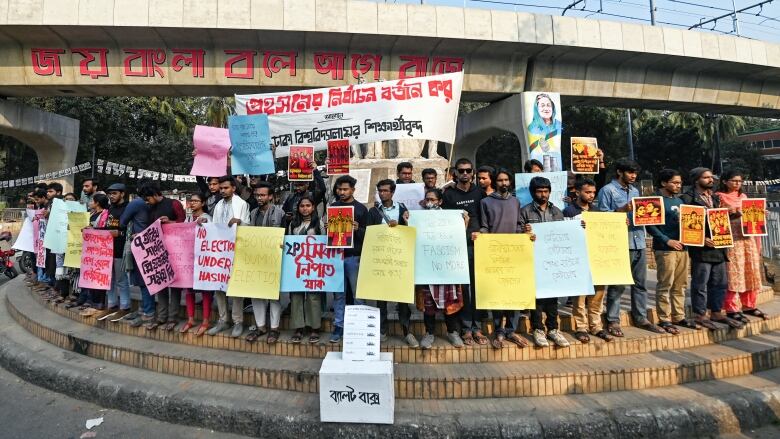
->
xmin=491 ymin=333 xmax=505 ymax=349
xmin=291 ymin=331 xmax=303 ymax=344
xmin=607 ymin=323 xmax=624 ymax=338
xmin=673 ymin=319 xmax=698 ymax=329
xmin=658 ymin=322 xmax=679 ymax=335
xmin=162 ymin=321 xmax=178 ymax=331
xmin=267 ymin=329 xmax=280 ymax=344
xmin=743 ymin=308 xmax=769 ymax=320
xmin=180 ymin=321 xmax=195 ymax=333
xmin=594 ymin=329 xmax=614 ymax=342
xmin=144 ymin=321 xmax=160 ymax=331
xmin=245 ymin=328 xmax=261 ymax=343
xmin=195 ymin=324 xmax=209 ymax=337
xmin=711 ymin=316 xmax=744 ymax=330
xmin=309 ymin=331 xmax=320 ymax=344
xmin=473 ymin=331 xmax=489 ymax=345
xmin=727 ymin=312 xmax=749 ymax=324
xmin=574 ymin=331 xmax=590 ymax=343
xmin=505 ymin=333 xmax=528 ymax=348
xmin=461 ymin=331 xmax=474 ymax=346
xmin=639 ymin=322 xmax=666 ymax=334
xmin=695 ymin=319 xmax=718 ymax=330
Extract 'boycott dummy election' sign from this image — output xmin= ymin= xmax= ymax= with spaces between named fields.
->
xmin=194 ymin=223 xmax=237 ymax=292
xmin=407 ymin=210 xmax=469 ymax=284
xmin=131 ymin=219 xmax=175 ymax=294
xmin=228 ymin=226 xmax=285 ymax=299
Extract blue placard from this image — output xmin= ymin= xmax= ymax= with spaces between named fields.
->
xmin=407 ymin=210 xmax=470 ymax=285
xmin=531 ymin=220 xmax=594 ymax=299
xmin=228 ymin=114 xmax=275 ymax=175
xmin=514 ymin=171 xmax=568 ymax=210
xmin=280 ymin=235 xmax=344 ymax=293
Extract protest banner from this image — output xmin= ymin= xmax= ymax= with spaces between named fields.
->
xmin=327 ymin=206 xmax=354 ymax=248
xmin=64 ymin=212 xmax=91 ymax=268
xmin=227 ymin=226 xmax=285 ymax=299
xmin=327 ymin=139 xmax=350 ymax=175
xmin=679 ymin=205 xmax=706 ymax=247
xmin=235 ymin=71 xmax=463 ymax=156
xmin=707 ymin=208 xmax=734 ymax=248
xmin=522 ymin=91 xmax=563 ymax=172
xmin=515 ymin=171 xmax=567 ymax=208
xmin=531 ymin=221 xmax=594 ymax=298
xmin=632 ymin=196 xmax=665 ymax=226
xmin=349 ymin=169 xmax=372 ymax=203
xmin=43 ymin=198 xmax=87 ymax=254
xmin=581 ymin=212 xmax=634 ymax=285
xmin=33 ymin=213 xmax=46 ymax=268
xmin=407 ymin=210 xmax=469 ymax=284
xmin=356 ymin=225 xmax=416 ymax=304
xmin=741 ymin=198 xmax=767 ymax=236
xmin=162 ymin=222 xmax=197 ymax=288
xmin=193 ymin=223 xmax=237 ymax=291
xmin=570 ymin=137 xmax=599 ymax=174
xmin=288 ymin=145 xmax=315 ymax=181
xmin=191 ymin=125 xmax=230 ymax=176
xmin=12 ymin=211 xmax=35 ymax=252
xmin=474 ymin=233 xmax=535 ymax=310
xmin=391 ymin=183 xmax=425 ymax=211
xmin=280 ymin=235 xmax=344 ymax=293
xmin=228 ymin=114 xmax=275 ymax=175
xmin=131 ymin=220 xmax=175 ymax=294
xmin=78 ymin=229 xmax=114 ymax=290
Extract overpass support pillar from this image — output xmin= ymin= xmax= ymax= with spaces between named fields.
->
xmin=453 ymin=94 xmax=526 ymax=165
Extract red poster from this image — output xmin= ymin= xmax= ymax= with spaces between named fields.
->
xmin=327 ymin=139 xmax=350 ymax=175
xmin=632 ymin=196 xmax=665 ymax=226
xmin=327 ymin=206 xmax=354 ymax=249
xmin=288 ymin=145 xmax=315 ymax=181
xmin=707 ymin=208 xmax=734 ymax=248
xmin=741 ymin=198 xmax=767 ymax=236
xmin=78 ymin=229 xmax=114 ymax=290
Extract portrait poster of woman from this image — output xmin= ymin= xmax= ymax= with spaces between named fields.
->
xmin=523 ymin=91 xmax=563 ymax=172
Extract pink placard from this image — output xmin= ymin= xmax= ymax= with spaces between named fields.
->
xmin=162 ymin=222 xmax=196 ymax=289
xmin=131 ymin=220 xmax=175 ymax=294
xmin=191 ymin=125 xmax=230 ymax=177
xmin=78 ymin=229 xmax=114 ymax=290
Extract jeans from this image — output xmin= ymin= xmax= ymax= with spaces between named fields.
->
xmin=690 ymin=260 xmax=727 ymax=316
xmin=460 ymin=246 xmax=485 ymax=333
xmin=606 ymin=249 xmax=648 ymax=325
xmin=530 ymin=298 xmax=559 ymax=331
xmin=131 ymin=266 xmax=155 ymax=317
xmin=334 ymin=256 xmax=360 ymax=330
xmin=106 ymin=258 xmax=131 ymax=310
xmin=36 ymin=267 xmax=51 ymax=284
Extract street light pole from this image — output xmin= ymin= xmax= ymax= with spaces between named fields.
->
xmin=626 ymin=109 xmax=635 ymax=160
xmin=649 ymin=0 xmax=656 ymax=25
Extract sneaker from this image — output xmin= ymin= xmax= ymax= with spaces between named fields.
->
xmin=532 ymin=329 xmax=549 ymax=347
xmin=207 ymin=321 xmax=229 ymax=336
xmin=122 ymin=310 xmax=140 ymax=321
xmin=547 ymin=329 xmax=570 ymax=347
xmin=95 ymin=307 xmax=119 ymax=321
xmin=329 ymin=327 xmax=343 ymax=343
xmin=129 ymin=316 xmax=152 ymax=328
xmin=230 ymin=323 xmax=244 ymax=338
xmin=404 ymin=333 xmax=419 ymax=348
xmin=109 ymin=309 xmax=131 ymax=322
xmin=420 ymin=333 xmax=435 ymax=349
xmin=447 ymin=331 xmax=464 ymax=348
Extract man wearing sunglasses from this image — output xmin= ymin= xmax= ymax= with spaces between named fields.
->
xmin=441 ymin=158 xmax=488 ymax=346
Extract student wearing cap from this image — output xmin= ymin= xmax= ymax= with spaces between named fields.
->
xmin=94 ymin=183 xmax=132 ymax=321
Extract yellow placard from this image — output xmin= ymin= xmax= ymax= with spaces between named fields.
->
xmin=356 ymin=225 xmax=416 ymax=304
xmin=475 ymin=234 xmax=536 ymax=310
xmin=582 ymin=211 xmax=634 ymax=285
xmin=64 ymin=212 xmax=91 ymax=268
xmin=227 ymin=226 xmax=285 ymax=299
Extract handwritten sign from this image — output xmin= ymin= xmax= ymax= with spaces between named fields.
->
xmin=741 ymin=198 xmax=767 ymax=236
xmin=64 ymin=212 xmax=91 ymax=268
xmin=570 ymin=137 xmax=599 ymax=174
xmin=228 ymin=114 xmax=275 ymax=175
xmin=349 ymin=168 xmax=372 ymax=204
xmin=515 ymin=171 xmax=567 ymax=209
xmin=193 ymin=223 xmax=236 ymax=291
xmin=162 ymin=222 xmax=196 ymax=288
xmin=327 ymin=206 xmax=354 ymax=248
xmin=78 ymin=229 xmax=114 ymax=290
xmin=327 ymin=139 xmax=350 ymax=175
xmin=356 ymin=225 xmax=416 ymax=304
xmin=531 ymin=221 xmax=594 ymax=298
xmin=288 ymin=145 xmax=315 ymax=181
xmin=632 ymin=196 xmax=665 ymax=226
xmin=707 ymin=208 xmax=734 ymax=248
xmin=474 ymin=234 xmax=535 ymax=310
xmin=581 ymin=212 xmax=634 ymax=285
xmin=391 ymin=183 xmax=424 ymax=211
xmin=43 ymin=198 xmax=87 ymax=254
xmin=280 ymin=235 xmax=344 ymax=293
xmin=227 ymin=226 xmax=285 ymax=299
xmin=407 ymin=210 xmax=469 ymax=284
xmin=191 ymin=125 xmax=230 ymax=177
xmin=680 ymin=204 xmax=706 ymax=246
xmin=12 ymin=212 xmax=35 ymax=253
xmin=131 ymin=220 xmax=175 ymax=294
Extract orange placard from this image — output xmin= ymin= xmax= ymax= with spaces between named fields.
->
xmin=327 ymin=139 xmax=350 ymax=175
xmin=288 ymin=145 xmax=314 ymax=181
xmin=327 ymin=206 xmax=354 ymax=249
xmin=679 ymin=204 xmax=706 ymax=247
xmin=707 ymin=208 xmax=734 ymax=248
xmin=570 ymin=137 xmax=599 ymax=174
xmin=741 ymin=198 xmax=767 ymax=236
xmin=632 ymin=196 xmax=665 ymax=226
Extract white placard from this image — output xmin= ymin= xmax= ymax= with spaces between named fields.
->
xmin=342 ymin=305 xmax=381 ymax=361
xmin=349 ymin=168 xmax=372 ymax=204
xmin=12 ymin=216 xmax=35 ymax=252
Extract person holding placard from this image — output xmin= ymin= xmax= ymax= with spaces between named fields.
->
xmin=97 ymin=183 xmax=131 ymax=322
xmin=716 ymin=170 xmax=767 ymax=322
xmin=120 ymin=182 xmax=156 ymax=328
xmin=563 ymin=178 xmax=613 ymax=343
xmin=680 ymin=168 xmax=744 ymax=330
xmin=477 ymin=169 xmax=530 ymax=349
xmin=180 ymin=193 xmax=213 ymax=337
xmin=75 ymin=194 xmax=112 ymax=317
xmin=646 ymin=169 xmax=695 ymax=333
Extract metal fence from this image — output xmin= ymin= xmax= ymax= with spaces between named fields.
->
xmin=0 ymin=208 xmax=25 ymax=223
xmin=762 ymin=210 xmax=780 ymax=259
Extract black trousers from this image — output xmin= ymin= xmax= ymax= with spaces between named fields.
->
xmin=530 ymin=298 xmax=559 ymax=331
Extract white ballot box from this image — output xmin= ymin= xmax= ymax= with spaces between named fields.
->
xmin=319 ymin=351 xmax=394 ymax=424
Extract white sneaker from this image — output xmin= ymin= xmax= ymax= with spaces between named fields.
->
xmin=547 ymin=329 xmax=570 ymax=347
xmin=420 ymin=334 xmax=435 ymax=349
xmin=533 ymin=329 xmax=549 ymax=347
xmin=404 ymin=333 xmax=419 ymax=348
xmin=447 ymin=331 xmax=464 ymax=348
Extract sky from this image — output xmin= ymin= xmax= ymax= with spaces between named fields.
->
xmin=373 ymin=0 xmax=780 ymax=43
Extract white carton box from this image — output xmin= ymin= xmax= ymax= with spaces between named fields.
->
xmin=319 ymin=352 xmax=394 ymax=424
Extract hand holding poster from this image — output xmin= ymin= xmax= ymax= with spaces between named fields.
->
xmin=280 ymin=235 xmax=344 ymax=293
xmin=162 ymin=222 xmax=197 ymax=288
xmin=356 ymin=225 xmax=416 ymax=304
xmin=33 ymin=213 xmax=46 ymax=268
xmin=327 ymin=206 xmax=354 ymax=248
xmin=581 ymin=212 xmax=634 ymax=285
xmin=679 ymin=205 xmax=706 ymax=246
xmin=193 ymin=223 xmax=237 ymax=291
xmin=12 ymin=210 xmax=35 ymax=253
xmin=131 ymin=219 xmax=175 ymax=294
xmin=390 ymin=183 xmax=425 ymax=211
xmin=327 ymin=139 xmax=350 ymax=175
xmin=191 ymin=125 xmax=230 ymax=177
xmin=43 ymin=198 xmax=87 ymax=254
xmin=64 ymin=212 xmax=91 ymax=268
xmin=407 ymin=210 xmax=469 ymax=284
xmin=523 ymin=91 xmax=563 ymax=172
xmin=288 ymin=145 xmax=315 ymax=181
xmin=632 ymin=196 xmax=665 ymax=226
xmin=741 ymin=198 xmax=767 ymax=236
xmin=227 ymin=226 xmax=285 ymax=299
xmin=78 ymin=229 xmax=114 ymax=290
xmin=228 ymin=114 xmax=275 ymax=175
xmin=707 ymin=208 xmax=734 ymax=248
xmin=515 ymin=172 xmax=567 ymax=208
xmin=570 ymin=137 xmax=599 ymax=174
xmin=531 ymin=221 xmax=594 ymax=298
xmin=474 ymin=233 xmax=535 ymax=310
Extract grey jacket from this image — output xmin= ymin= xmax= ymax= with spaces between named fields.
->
xmin=249 ymin=204 xmax=285 ymax=228
xmin=519 ymin=201 xmax=565 ymax=225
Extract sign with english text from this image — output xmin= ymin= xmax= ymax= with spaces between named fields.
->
xmin=193 ymin=223 xmax=237 ymax=292
xmin=407 ymin=210 xmax=469 ymax=284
